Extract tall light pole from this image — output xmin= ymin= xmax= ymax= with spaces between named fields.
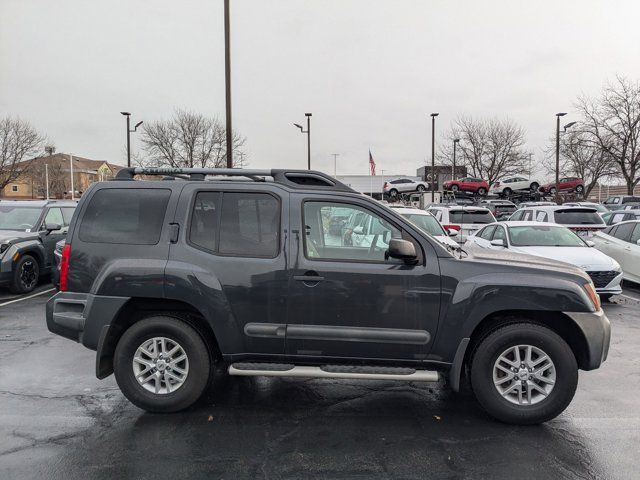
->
xmin=430 ymin=113 xmax=439 ymax=202
xmin=452 ymin=138 xmax=460 ymax=180
xmin=293 ymin=113 xmax=312 ymax=170
xmin=332 ymin=153 xmax=339 ymax=176
xmin=224 ymin=0 xmax=233 ymax=168
xmin=555 ymin=112 xmax=567 ymax=200
xmin=120 ymin=112 xmax=143 ymax=168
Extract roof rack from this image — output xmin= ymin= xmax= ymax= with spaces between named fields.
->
xmin=114 ymin=167 xmax=356 ymax=192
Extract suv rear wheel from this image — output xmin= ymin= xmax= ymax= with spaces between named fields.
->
xmin=10 ymin=254 xmax=40 ymax=294
xmin=113 ymin=315 xmax=210 ymax=413
xmin=470 ymin=323 xmax=577 ymax=425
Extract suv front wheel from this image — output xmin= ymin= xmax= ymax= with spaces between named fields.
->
xmin=113 ymin=315 xmax=211 ymax=413
xmin=470 ymin=323 xmax=578 ymax=425
xmin=10 ymin=254 xmax=40 ymax=294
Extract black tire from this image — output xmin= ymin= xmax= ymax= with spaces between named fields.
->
xmin=9 ymin=254 xmax=40 ymax=294
xmin=470 ymin=323 xmax=578 ymax=425
xmin=502 ymin=187 xmax=512 ymax=197
xmin=417 ymin=184 xmax=426 ymax=192
xmin=549 ymin=187 xmax=557 ymax=195
xmin=389 ymin=188 xmax=398 ymax=197
xmin=478 ymin=187 xmax=488 ymax=196
xmin=575 ymin=185 xmax=584 ymax=193
xmin=450 ymin=184 xmax=459 ymax=192
xmin=113 ymin=315 xmax=211 ymax=413
xmin=530 ymin=182 xmax=539 ymax=191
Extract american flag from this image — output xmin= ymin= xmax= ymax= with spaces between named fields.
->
xmin=369 ymin=150 xmax=376 ymax=176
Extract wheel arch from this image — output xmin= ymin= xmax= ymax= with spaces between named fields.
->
xmin=96 ymin=297 xmax=222 ymax=379
xmin=464 ymin=309 xmax=590 ymax=372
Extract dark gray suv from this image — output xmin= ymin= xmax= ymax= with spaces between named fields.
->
xmin=46 ymin=168 xmax=610 ymax=425
xmin=0 ymin=200 xmax=76 ymax=293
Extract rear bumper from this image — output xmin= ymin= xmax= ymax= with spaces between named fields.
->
xmin=565 ymin=309 xmax=611 ymax=370
xmin=46 ymin=291 xmax=129 ymax=350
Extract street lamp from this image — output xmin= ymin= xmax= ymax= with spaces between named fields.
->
xmin=293 ymin=113 xmax=312 ymax=170
xmin=452 ymin=138 xmax=460 ymax=181
xmin=555 ymin=112 xmax=567 ymax=200
xmin=120 ymin=112 xmax=143 ymax=168
xmin=430 ymin=113 xmax=439 ymax=202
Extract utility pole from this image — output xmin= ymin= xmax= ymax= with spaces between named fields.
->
xmin=452 ymin=138 xmax=460 ymax=180
xmin=332 ymin=153 xmax=339 ymax=176
xmin=45 ymin=164 xmax=49 ymax=200
xmin=224 ymin=0 xmax=233 ymax=168
xmin=69 ymin=154 xmax=75 ymax=201
xmin=555 ymin=112 xmax=567 ymax=201
xmin=430 ymin=113 xmax=439 ymax=202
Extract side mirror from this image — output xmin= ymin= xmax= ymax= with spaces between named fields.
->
xmin=385 ymin=238 xmax=417 ymax=263
xmin=636 ymin=239 xmax=640 ymax=246
xmin=44 ymin=223 xmax=62 ymax=233
xmin=490 ymin=239 xmax=506 ymax=248
xmin=447 ymin=228 xmax=458 ymax=237
xmin=586 ymin=240 xmax=595 ymax=247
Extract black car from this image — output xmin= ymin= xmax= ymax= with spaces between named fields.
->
xmin=0 ymin=200 xmax=76 ymax=293
xmin=46 ymin=168 xmax=610 ymax=425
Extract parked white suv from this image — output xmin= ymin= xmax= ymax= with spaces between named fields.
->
xmin=509 ymin=205 xmax=606 ymax=238
xmin=383 ymin=178 xmax=429 ymax=197
xmin=489 ymin=176 xmax=540 ymax=196
xmin=427 ymin=205 xmax=496 ymax=243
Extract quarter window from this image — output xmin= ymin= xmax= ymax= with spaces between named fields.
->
xmin=79 ymin=188 xmax=171 ymax=245
xmin=303 ymin=202 xmax=402 ymax=262
xmin=479 ymin=226 xmax=496 ymax=240
xmin=492 ymin=226 xmax=506 ymax=242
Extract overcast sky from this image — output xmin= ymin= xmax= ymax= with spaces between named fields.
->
xmin=2 ymin=0 xmax=640 ymax=179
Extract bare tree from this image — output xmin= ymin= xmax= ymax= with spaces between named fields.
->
xmin=140 ymin=109 xmax=246 ymax=168
xmin=31 ymin=160 xmax=68 ymax=199
xmin=440 ymin=116 xmax=528 ymax=185
xmin=576 ymin=76 xmax=640 ymax=194
xmin=0 ymin=116 xmax=45 ymax=192
xmin=558 ymin=130 xmax=616 ymax=198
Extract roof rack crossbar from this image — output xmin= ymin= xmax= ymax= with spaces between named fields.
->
xmin=114 ymin=167 xmax=356 ymax=192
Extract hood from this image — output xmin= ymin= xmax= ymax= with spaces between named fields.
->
xmin=509 ymin=245 xmax=619 ymax=271
xmin=0 ymin=230 xmax=39 ymax=243
xmin=464 ymin=246 xmax=591 ymax=280
xmin=434 ymin=235 xmax=459 ymax=247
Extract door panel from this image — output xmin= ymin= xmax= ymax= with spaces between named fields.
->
xmin=286 ymin=195 xmax=441 ymax=361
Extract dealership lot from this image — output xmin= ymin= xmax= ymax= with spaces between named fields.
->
xmin=0 ymin=287 xmax=637 ymax=479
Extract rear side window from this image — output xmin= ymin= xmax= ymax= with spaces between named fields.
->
xmin=553 ymin=209 xmax=604 ymax=225
xmin=218 ymin=193 xmax=280 ymax=257
xmin=79 ymin=188 xmax=170 ymax=245
xmin=190 ymin=192 xmax=220 ymax=252
xmin=449 ymin=210 xmax=494 ymax=224
xmin=613 ymin=222 xmax=635 ymax=242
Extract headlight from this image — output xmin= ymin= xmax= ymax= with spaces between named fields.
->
xmin=583 ymin=282 xmax=601 ymax=311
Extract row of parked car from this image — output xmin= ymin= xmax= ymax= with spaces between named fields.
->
xmin=373 ymin=199 xmax=639 ymax=300
xmin=383 ymin=176 xmax=587 ymax=198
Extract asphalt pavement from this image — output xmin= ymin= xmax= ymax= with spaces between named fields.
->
xmin=0 ymin=286 xmax=639 ymax=480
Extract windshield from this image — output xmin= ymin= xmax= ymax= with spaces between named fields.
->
xmin=0 ymin=206 xmax=43 ymax=231
xmin=554 ymin=209 xmax=605 ymax=225
xmin=509 ymin=225 xmax=586 ymax=247
xmin=449 ymin=210 xmax=495 ymax=224
xmin=401 ymin=213 xmax=447 ymax=236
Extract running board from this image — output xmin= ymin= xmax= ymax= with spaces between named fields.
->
xmin=228 ymin=362 xmax=439 ymax=382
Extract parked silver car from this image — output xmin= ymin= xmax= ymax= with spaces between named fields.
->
xmin=383 ymin=178 xmax=429 ymax=197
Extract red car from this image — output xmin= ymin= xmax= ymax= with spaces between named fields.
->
xmin=539 ymin=177 xmax=584 ymax=194
xmin=442 ymin=177 xmax=489 ymax=195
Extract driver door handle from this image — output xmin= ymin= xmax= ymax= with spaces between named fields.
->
xmin=294 ymin=271 xmax=324 ymax=283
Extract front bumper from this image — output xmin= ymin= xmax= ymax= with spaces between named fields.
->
xmin=565 ymin=309 xmax=611 ymax=370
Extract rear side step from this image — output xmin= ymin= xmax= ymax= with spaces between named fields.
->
xmin=228 ymin=362 xmax=439 ymax=382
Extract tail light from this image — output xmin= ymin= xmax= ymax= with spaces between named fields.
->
xmin=443 ymin=224 xmax=461 ymax=231
xmin=59 ymin=244 xmax=71 ymax=291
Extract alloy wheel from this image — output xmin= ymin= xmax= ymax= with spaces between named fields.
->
xmin=20 ymin=260 xmax=37 ymax=290
xmin=492 ymin=344 xmax=556 ymax=406
xmin=132 ymin=337 xmax=189 ymax=394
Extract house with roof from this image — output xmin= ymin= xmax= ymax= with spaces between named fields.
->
xmin=1 ymin=153 xmax=123 ymax=199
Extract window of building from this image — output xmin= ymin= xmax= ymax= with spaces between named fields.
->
xmin=11 ymin=185 xmax=18 ymax=192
